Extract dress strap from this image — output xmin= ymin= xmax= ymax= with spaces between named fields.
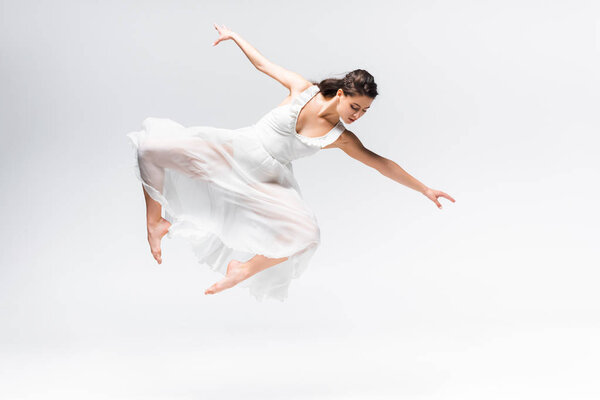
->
xmin=293 ymin=85 xmax=319 ymax=108
xmin=289 ymin=85 xmax=320 ymax=135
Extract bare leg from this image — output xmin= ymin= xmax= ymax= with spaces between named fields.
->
xmin=204 ymin=254 xmax=289 ymax=295
xmin=136 ymin=134 xmax=237 ymax=264
xmin=143 ymin=185 xmax=171 ymax=264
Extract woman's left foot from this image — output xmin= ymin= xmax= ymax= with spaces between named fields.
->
xmin=204 ymin=260 xmax=249 ymax=295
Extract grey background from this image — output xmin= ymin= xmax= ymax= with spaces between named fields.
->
xmin=1 ymin=0 xmax=599 ymax=398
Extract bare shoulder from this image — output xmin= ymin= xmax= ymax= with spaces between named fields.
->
xmin=323 ymin=129 xmax=386 ymax=170
xmin=322 ymin=129 xmax=360 ymax=150
xmin=276 ymin=79 xmax=314 ymax=107
xmin=292 ymin=79 xmax=315 ymax=93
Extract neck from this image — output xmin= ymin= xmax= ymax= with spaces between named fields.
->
xmin=316 ymin=94 xmax=341 ymax=123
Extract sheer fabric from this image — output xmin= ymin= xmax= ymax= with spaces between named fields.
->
xmin=126 ymin=85 xmax=345 ymax=301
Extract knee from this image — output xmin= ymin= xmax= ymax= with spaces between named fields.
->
xmin=137 ymin=138 xmax=155 ymax=160
xmin=277 ymin=218 xmax=320 ymax=246
xmin=307 ymin=219 xmax=321 ymax=244
xmin=137 ymin=137 xmax=170 ymax=161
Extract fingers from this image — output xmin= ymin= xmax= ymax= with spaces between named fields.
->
xmin=425 ymin=188 xmax=455 ymax=209
xmin=425 ymin=193 xmax=442 ymax=209
xmin=440 ymin=191 xmax=456 ymax=202
xmin=213 ymin=23 xmax=227 ymax=46
xmin=213 ymin=23 xmax=232 ymax=35
xmin=214 ymin=23 xmax=228 ymax=32
xmin=433 ymin=191 xmax=456 ymax=209
xmin=213 ymin=23 xmax=221 ymax=46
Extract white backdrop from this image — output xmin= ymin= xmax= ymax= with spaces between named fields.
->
xmin=1 ymin=0 xmax=599 ymax=399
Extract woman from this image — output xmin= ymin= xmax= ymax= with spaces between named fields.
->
xmin=126 ymin=24 xmax=455 ymax=302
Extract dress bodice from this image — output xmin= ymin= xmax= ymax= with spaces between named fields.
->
xmin=253 ymin=85 xmax=346 ymax=164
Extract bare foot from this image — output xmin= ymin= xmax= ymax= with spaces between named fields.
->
xmin=204 ymin=260 xmax=249 ymax=295
xmin=147 ymin=218 xmax=171 ymax=264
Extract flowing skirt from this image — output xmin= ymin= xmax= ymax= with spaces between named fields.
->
xmin=126 ymin=117 xmax=321 ymax=301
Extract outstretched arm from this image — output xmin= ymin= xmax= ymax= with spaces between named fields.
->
xmin=334 ymin=130 xmax=456 ymax=209
xmin=212 ymin=24 xmax=309 ymax=92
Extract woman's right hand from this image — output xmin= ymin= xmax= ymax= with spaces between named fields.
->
xmin=212 ymin=23 xmax=235 ymax=46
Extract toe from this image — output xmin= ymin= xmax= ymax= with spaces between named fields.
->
xmin=205 ymin=284 xmax=216 ymax=295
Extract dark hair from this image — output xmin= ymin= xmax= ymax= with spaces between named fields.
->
xmin=312 ymin=69 xmax=378 ymax=99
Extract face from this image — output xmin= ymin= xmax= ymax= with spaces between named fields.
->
xmin=336 ymin=89 xmax=373 ymax=124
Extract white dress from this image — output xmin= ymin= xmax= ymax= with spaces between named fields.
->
xmin=126 ymin=85 xmax=346 ymax=301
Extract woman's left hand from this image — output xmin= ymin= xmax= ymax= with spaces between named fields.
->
xmin=422 ymin=187 xmax=455 ymax=209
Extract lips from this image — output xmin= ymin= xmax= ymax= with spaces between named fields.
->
xmin=349 ymin=118 xmax=356 ymax=122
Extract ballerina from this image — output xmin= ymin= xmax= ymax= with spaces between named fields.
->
xmin=127 ymin=23 xmax=455 ymax=301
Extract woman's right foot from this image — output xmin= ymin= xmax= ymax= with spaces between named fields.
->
xmin=147 ymin=218 xmax=172 ymax=264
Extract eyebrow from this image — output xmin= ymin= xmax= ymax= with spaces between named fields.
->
xmin=352 ymin=103 xmax=370 ymax=109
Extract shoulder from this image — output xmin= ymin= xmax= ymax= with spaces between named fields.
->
xmin=321 ymin=129 xmax=386 ymax=170
xmin=290 ymin=81 xmax=316 ymax=97
xmin=335 ymin=130 xmax=386 ymax=170
xmin=276 ymin=81 xmax=315 ymax=108
xmin=322 ymin=128 xmax=358 ymax=150
xmin=279 ymin=80 xmax=313 ymax=106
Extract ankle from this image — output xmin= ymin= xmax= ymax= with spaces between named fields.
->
xmin=146 ymin=217 xmax=164 ymax=228
xmin=240 ymin=263 xmax=256 ymax=279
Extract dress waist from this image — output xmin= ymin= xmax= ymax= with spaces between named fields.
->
xmin=254 ymin=124 xmax=291 ymax=164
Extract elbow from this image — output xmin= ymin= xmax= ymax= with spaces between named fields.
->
xmin=255 ymin=60 xmax=270 ymax=72
xmin=377 ymin=158 xmax=394 ymax=175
